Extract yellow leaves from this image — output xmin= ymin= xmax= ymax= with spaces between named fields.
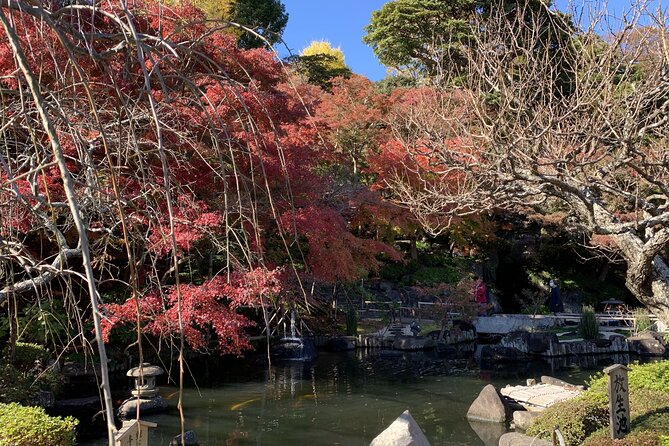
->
xmin=301 ymin=40 xmax=348 ymax=71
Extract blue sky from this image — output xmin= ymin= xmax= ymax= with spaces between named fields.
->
xmin=280 ymin=0 xmax=388 ymax=81
xmin=279 ymin=0 xmax=655 ymax=82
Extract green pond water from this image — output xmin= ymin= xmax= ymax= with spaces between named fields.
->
xmin=81 ymin=349 xmax=617 ymax=445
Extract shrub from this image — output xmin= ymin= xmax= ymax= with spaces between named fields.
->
xmin=0 ymin=363 xmax=64 ymax=405
xmin=0 ymin=365 xmax=36 ymax=404
xmin=411 ymin=266 xmax=459 ymax=286
xmin=632 ymin=308 xmax=654 ymax=335
xmin=586 ymin=361 xmax=669 ymax=398
xmin=0 ymin=403 xmax=77 ymax=446
xmin=584 ymin=432 xmax=662 ymax=446
xmin=580 ymin=305 xmax=600 ymax=340
xmin=3 ymin=342 xmax=50 ymax=371
xmin=527 ymin=396 xmax=609 ymax=446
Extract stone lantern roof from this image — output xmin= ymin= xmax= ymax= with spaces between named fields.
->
xmin=127 ymin=363 xmax=164 ymax=378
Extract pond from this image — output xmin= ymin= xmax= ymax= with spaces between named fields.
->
xmin=80 ymin=348 xmax=618 ymax=446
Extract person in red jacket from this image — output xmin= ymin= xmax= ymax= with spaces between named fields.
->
xmin=473 ymin=276 xmax=487 ymax=304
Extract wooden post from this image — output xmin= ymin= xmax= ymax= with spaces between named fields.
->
xmin=604 ymin=364 xmax=631 ymax=439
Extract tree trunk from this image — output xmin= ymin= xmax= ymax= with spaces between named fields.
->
xmin=613 ymin=232 xmax=669 ymax=324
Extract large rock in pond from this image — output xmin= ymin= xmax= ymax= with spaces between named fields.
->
xmin=628 ymin=331 xmax=666 ymax=356
xmin=500 ymin=331 xmax=558 ymax=355
xmin=498 ymin=432 xmax=551 ymax=446
xmin=478 ymin=345 xmax=530 ymax=364
xmin=467 ymin=384 xmax=507 ymax=423
xmin=369 ymin=410 xmax=431 ymax=446
xmin=117 ymin=396 xmax=168 ymax=419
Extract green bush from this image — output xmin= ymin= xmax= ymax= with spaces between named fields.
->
xmin=3 ymin=342 xmax=50 ymax=371
xmin=586 ymin=361 xmax=669 ymax=398
xmin=632 ymin=308 xmax=654 ymax=334
xmin=584 ymin=432 xmax=662 ymax=446
xmin=580 ymin=305 xmax=600 ymax=340
xmin=0 ymin=363 xmax=64 ymax=405
xmin=527 ymin=396 xmax=609 ymax=446
xmin=0 ymin=403 xmax=77 ymax=446
xmin=379 ymin=261 xmax=417 ymax=281
xmin=411 ymin=266 xmax=459 ymax=286
xmin=0 ymin=365 xmax=36 ymax=404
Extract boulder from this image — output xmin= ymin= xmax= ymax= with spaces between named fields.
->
xmin=393 ymin=336 xmax=435 ymax=351
xmin=479 ymin=345 xmax=529 ymax=364
xmin=117 ymin=396 xmax=168 ymax=419
xmin=467 ymin=384 xmax=507 ymax=423
xmin=369 ymin=410 xmax=431 ymax=446
xmin=500 ymin=331 xmax=558 ymax=355
xmin=512 ymin=410 xmax=541 ymax=431
xmin=628 ymin=332 xmax=666 ymax=356
xmin=498 ymin=432 xmax=551 ymax=446
xmin=171 ymin=430 xmax=198 ymax=446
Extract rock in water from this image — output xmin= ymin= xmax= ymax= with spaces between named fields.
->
xmin=512 ymin=410 xmax=541 ymax=431
xmin=498 ymin=432 xmax=551 ymax=446
xmin=466 ymin=384 xmax=507 ymax=423
xmin=117 ymin=396 xmax=168 ymax=419
xmin=369 ymin=410 xmax=431 ymax=446
xmin=170 ymin=430 xmax=198 ymax=446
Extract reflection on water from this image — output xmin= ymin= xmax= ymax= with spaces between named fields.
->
xmin=80 ymin=348 xmax=617 ymax=446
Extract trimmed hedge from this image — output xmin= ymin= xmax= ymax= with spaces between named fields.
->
xmin=526 ymin=396 xmax=608 ymax=445
xmin=0 ymin=403 xmax=77 ymax=446
xmin=528 ymin=361 xmax=669 ymax=446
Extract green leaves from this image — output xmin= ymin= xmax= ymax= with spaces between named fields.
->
xmin=0 ymin=403 xmax=77 ymax=446
xmin=364 ymin=0 xmax=476 ymax=75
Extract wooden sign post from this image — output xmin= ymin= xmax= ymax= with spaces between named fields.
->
xmin=115 ymin=420 xmax=157 ymax=446
xmin=604 ymin=364 xmax=630 ymax=439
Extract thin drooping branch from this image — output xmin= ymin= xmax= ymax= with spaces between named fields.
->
xmin=0 ymin=7 xmax=117 ymax=444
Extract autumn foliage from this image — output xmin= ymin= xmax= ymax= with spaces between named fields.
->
xmin=0 ymin=0 xmax=408 ymax=354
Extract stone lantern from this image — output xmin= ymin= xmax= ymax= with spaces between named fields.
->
xmin=118 ymin=362 xmax=168 ymax=419
xmin=127 ymin=363 xmax=163 ymax=398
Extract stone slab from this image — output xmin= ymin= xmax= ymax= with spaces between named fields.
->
xmin=474 ymin=316 xmax=561 ymax=335
xmin=500 ymin=384 xmax=580 ymax=409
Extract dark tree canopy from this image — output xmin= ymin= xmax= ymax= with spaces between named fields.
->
xmin=363 ymin=0 xmax=476 ymax=77
xmin=229 ymin=0 xmax=289 ymax=48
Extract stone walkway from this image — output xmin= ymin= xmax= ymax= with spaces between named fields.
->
xmin=500 ymin=383 xmax=582 ymax=409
